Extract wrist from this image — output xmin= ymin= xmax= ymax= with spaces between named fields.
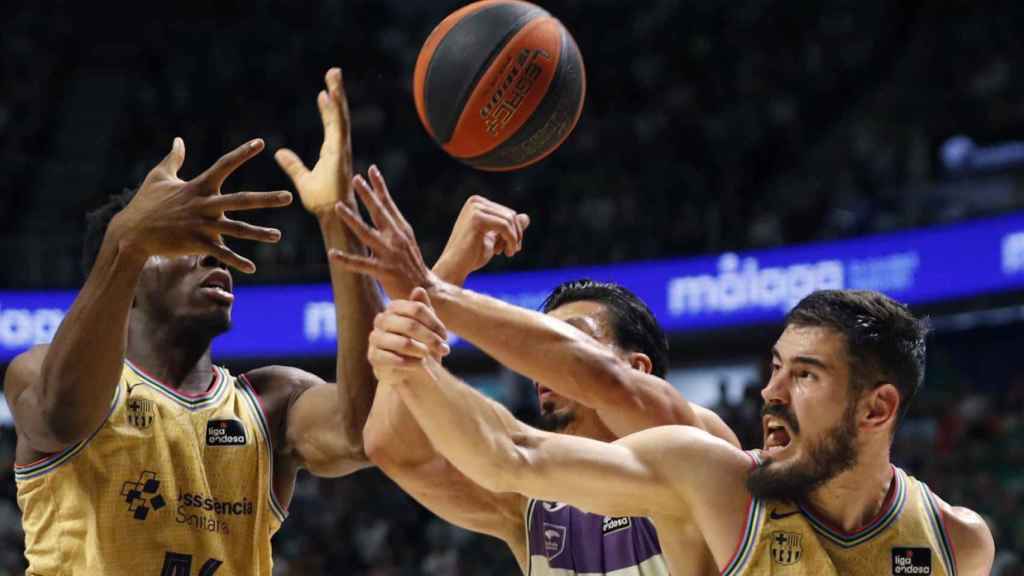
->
xmin=107 ymin=212 xmax=150 ymax=266
xmin=431 ymin=255 xmax=469 ymax=287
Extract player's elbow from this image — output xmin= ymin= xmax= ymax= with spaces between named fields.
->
xmin=485 ymin=429 xmax=547 ymax=494
xmin=363 ymin=421 xmax=401 ymax=470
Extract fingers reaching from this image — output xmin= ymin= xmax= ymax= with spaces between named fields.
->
xmin=274 ymin=148 xmax=311 ymax=185
xmin=204 ymin=190 xmax=293 ymax=213
xmin=334 ymin=202 xmax=387 ymax=252
xmin=204 ymin=240 xmax=256 ymax=274
xmin=197 ymin=139 xmax=265 ymax=189
xmin=210 ymin=218 xmax=283 ymax=244
xmin=329 ymin=249 xmax=386 ymax=277
xmin=158 ymin=137 xmax=187 ymax=177
xmin=368 ymin=165 xmax=414 ymax=236
xmin=319 ymin=67 xmax=350 ymax=158
xmin=353 ymin=173 xmax=398 ymax=231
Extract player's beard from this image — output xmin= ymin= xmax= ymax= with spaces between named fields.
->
xmin=746 ymin=400 xmax=859 ymax=502
xmin=537 ymin=401 xmax=576 ymax=432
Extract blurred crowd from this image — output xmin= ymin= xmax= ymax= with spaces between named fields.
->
xmin=2 ymin=1 xmax=1023 ymax=289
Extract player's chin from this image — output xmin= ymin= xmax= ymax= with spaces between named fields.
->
xmin=185 ymin=307 xmax=232 ymax=336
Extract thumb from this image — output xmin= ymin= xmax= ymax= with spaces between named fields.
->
xmin=515 ymin=213 xmax=531 ymax=231
xmin=161 ymin=137 xmax=186 ymax=175
xmin=410 ymin=286 xmax=432 ymax=308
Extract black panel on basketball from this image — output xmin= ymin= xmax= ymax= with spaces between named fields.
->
xmin=423 ymin=2 xmax=545 ymax=144
xmin=467 ymin=28 xmax=584 ymax=170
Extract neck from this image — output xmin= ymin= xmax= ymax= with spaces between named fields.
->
xmin=126 ymin=309 xmax=217 ymax=394
xmin=804 ymin=444 xmax=894 ymax=533
xmin=566 ymin=409 xmax=617 ymax=442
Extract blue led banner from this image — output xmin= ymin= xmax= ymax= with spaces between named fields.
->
xmin=2 ymin=212 xmax=1024 ymax=361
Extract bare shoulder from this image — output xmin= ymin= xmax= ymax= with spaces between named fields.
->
xmin=931 ymin=493 xmax=994 ymax=575
xmin=241 ymin=365 xmax=326 ymax=402
xmin=3 ymin=344 xmax=50 ymax=404
xmin=239 ymin=365 xmax=327 ymax=435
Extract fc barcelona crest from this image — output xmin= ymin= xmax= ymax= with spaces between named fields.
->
xmin=770 ymin=531 xmax=802 ymax=566
xmin=126 ymin=398 xmax=154 ymax=430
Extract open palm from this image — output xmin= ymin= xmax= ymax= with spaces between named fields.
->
xmin=275 ymin=67 xmax=354 ymax=215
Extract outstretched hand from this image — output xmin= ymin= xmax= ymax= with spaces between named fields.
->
xmin=111 ymin=138 xmax=293 ymax=274
xmin=330 ymin=166 xmax=439 ymax=299
xmin=433 ymin=195 xmax=530 ymax=286
xmin=368 ymin=287 xmax=449 ymax=383
xmin=275 ymin=67 xmax=354 ymax=216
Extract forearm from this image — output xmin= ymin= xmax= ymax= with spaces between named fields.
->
xmin=391 ymin=360 xmax=531 ymax=494
xmin=364 ymin=379 xmax=441 ymax=468
xmin=428 ymin=283 xmax=629 ymax=407
xmin=319 ymin=212 xmax=383 ymax=451
xmin=37 ymin=225 xmax=146 ymax=443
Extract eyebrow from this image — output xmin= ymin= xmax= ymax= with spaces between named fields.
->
xmin=771 ymin=347 xmax=830 ymax=372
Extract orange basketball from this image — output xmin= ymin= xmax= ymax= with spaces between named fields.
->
xmin=413 ymin=0 xmax=586 ymax=171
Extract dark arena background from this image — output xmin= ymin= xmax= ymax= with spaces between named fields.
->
xmin=2 ymin=1 xmax=1024 ymax=574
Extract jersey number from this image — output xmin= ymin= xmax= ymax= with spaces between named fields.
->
xmin=161 ymin=552 xmax=223 ymax=576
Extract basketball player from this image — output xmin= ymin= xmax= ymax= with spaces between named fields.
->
xmin=335 ymin=174 xmax=738 ymax=574
xmin=3 ymin=68 xmax=383 ymax=575
xmin=365 ymin=287 xmax=995 ymax=575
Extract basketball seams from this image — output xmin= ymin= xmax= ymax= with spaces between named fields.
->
xmin=413 ymin=0 xmax=498 ymax=139
xmin=445 ymin=15 xmax=562 ymax=158
xmin=422 ymin=2 xmax=547 ymax=145
xmin=466 ymin=23 xmax=584 ymax=170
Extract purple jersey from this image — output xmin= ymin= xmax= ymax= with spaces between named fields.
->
xmin=525 ymin=499 xmax=668 ymax=575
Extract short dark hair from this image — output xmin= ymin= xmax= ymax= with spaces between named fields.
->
xmin=541 ymin=279 xmax=669 ymax=378
xmin=82 ymin=188 xmax=137 ymax=276
xmin=785 ymin=290 xmax=928 ymax=423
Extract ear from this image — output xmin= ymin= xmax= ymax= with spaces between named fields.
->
xmin=861 ymin=383 xmax=900 ymax=433
xmin=625 ymin=352 xmax=653 ymax=375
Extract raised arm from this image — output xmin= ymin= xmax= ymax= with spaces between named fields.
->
xmin=361 ymin=194 xmax=534 ymax=565
xmin=272 ymin=68 xmax=385 ymax=476
xmin=7 ymin=139 xmax=288 ymax=454
xmin=368 ymin=290 xmax=755 ymax=569
xmin=325 ymin=173 xmax=729 ymax=440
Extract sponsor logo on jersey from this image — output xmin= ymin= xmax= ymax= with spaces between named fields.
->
xmin=126 ymin=397 xmax=154 ymax=430
xmin=175 ymin=491 xmax=255 ymax=535
xmin=602 ymin=516 xmax=631 ymax=535
xmin=121 ymin=471 xmax=166 ymax=520
xmin=769 ymin=508 xmax=800 ymax=521
xmin=206 ymin=419 xmax=247 ymax=446
xmin=542 ymin=523 xmax=567 ymax=560
xmin=770 ymin=531 xmax=802 ymax=566
xmin=892 ymin=547 xmax=932 ymax=575
xmin=178 ymin=492 xmax=255 ymax=516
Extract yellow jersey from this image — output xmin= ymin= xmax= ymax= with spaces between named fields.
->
xmin=15 ymin=360 xmax=286 ymax=576
xmin=722 ymin=458 xmax=957 ymax=576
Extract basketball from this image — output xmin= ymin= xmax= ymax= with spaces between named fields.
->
xmin=412 ymin=0 xmax=586 ymax=171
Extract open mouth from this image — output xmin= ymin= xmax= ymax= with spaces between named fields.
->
xmin=764 ymin=421 xmax=793 ymax=454
xmin=198 ymin=271 xmax=234 ymax=304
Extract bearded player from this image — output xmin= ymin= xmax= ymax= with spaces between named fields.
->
xmin=3 ymin=69 xmax=384 ymax=575
xmin=328 ymin=173 xmax=739 ymax=574
xmin=366 ymin=286 xmax=995 ymax=575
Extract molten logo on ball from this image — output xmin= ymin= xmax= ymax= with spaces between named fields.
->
xmin=481 ymin=49 xmax=552 ymax=137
